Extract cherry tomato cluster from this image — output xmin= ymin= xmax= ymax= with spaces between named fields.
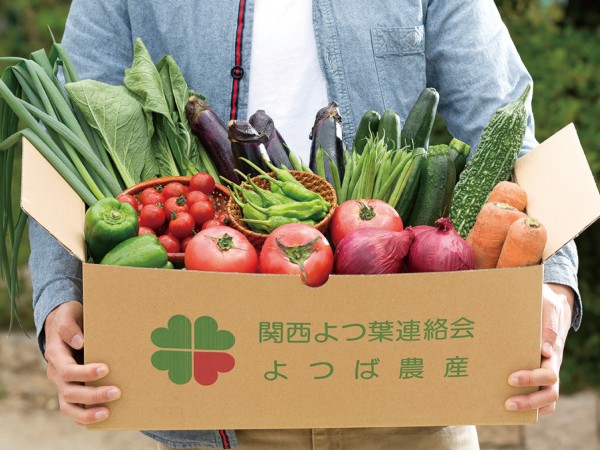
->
xmin=117 ymin=173 xmax=231 ymax=253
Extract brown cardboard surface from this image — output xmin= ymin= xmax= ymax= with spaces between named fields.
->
xmin=514 ymin=124 xmax=600 ymax=260
xmin=21 ymin=139 xmax=86 ymax=261
xmin=84 ymin=264 xmax=541 ymax=430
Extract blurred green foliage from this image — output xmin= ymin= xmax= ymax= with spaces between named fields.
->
xmin=1 ymin=0 xmax=599 ymax=390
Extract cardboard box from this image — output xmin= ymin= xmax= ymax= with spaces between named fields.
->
xmin=21 ymin=124 xmax=600 ymax=430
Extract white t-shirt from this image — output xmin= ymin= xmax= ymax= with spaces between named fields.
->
xmin=247 ymin=0 xmax=329 ymax=164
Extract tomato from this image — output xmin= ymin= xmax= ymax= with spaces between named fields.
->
xmin=259 ymin=223 xmax=333 ymax=287
xmin=186 ymin=190 xmax=210 ymax=206
xmin=216 ymin=213 xmax=231 ymax=226
xmin=181 ymin=235 xmax=194 ymax=252
xmin=163 ymin=195 xmax=189 ymax=218
xmin=169 ymin=211 xmax=195 ymax=239
xmin=330 ymin=199 xmax=404 ymax=247
xmin=162 ymin=182 xmax=188 ymax=200
xmin=138 ymin=226 xmax=156 ymax=236
xmin=117 ymin=194 xmax=139 ymax=210
xmin=158 ymin=234 xmax=181 ymax=253
xmin=139 ymin=204 xmax=166 ymax=230
xmin=185 ymin=226 xmax=257 ymax=273
xmin=189 ymin=172 xmax=216 ymax=195
xmin=140 ymin=187 xmax=164 ymax=206
xmin=190 ymin=200 xmax=215 ymax=228
xmin=201 ymin=219 xmax=224 ymax=230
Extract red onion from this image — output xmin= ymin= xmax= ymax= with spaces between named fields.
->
xmin=407 ymin=218 xmax=475 ymax=272
xmin=334 ymin=228 xmax=414 ymax=275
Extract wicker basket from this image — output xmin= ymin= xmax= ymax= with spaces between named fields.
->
xmin=120 ymin=176 xmax=230 ymax=266
xmin=227 ymin=171 xmax=338 ymax=251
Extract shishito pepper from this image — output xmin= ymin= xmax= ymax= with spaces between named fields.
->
xmin=100 ymin=234 xmax=168 ymax=268
xmin=84 ymin=198 xmax=139 ymax=262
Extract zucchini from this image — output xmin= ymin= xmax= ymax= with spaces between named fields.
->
xmin=352 ymin=110 xmax=380 ymax=154
xmin=407 ymin=145 xmax=456 ymax=227
xmin=448 ymin=138 xmax=471 ymax=180
xmin=450 ymin=85 xmax=531 ymax=238
xmin=395 ymin=147 xmax=426 ymax=221
xmin=376 ymin=109 xmax=401 ymax=150
xmin=402 ymin=88 xmax=439 ymax=150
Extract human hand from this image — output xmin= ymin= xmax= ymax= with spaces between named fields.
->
xmin=505 ymin=283 xmax=574 ymax=417
xmin=44 ymin=301 xmax=121 ymax=425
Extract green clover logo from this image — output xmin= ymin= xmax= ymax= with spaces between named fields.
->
xmin=151 ymin=315 xmax=236 ymax=386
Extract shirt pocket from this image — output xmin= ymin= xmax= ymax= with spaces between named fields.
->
xmin=371 ymin=25 xmax=426 ymax=114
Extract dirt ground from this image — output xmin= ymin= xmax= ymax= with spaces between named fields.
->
xmin=1 ymin=331 xmax=598 ymax=450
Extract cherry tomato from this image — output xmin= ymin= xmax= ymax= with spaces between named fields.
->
xmin=187 ymin=190 xmax=210 ymax=206
xmin=139 ymin=204 xmax=166 ymax=230
xmin=189 ymin=172 xmax=216 ymax=195
xmin=138 ymin=226 xmax=156 ymax=236
xmin=162 ymin=182 xmax=188 ymax=200
xmin=201 ymin=219 xmax=224 ymax=230
xmin=259 ymin=223 xmax=333 ymax=287
xmin=185 ymin=226 xmax=257 ymax=273
xmin=330 ymin=199 xmax=404 ymax=247
xmin=140 ymin=187 xmax=164 ymax=206
xmin=216 ymin=213 xmax=231 ymax=226
xmin=163 ymin=195 xmax=189 ymax=218
xmin=181 ymin=235 xmax=194 ymax=252
xmin=158 ymin=234 xmax=181 ymax=253
xmin=169 ymin=211 xmax=196 ymax=239
xmin=190 ymin=200 xmax=215 ymax=228
xmin=117 ymin=194 xmax=139 ymax=210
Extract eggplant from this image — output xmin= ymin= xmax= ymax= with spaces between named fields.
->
xmin=309 ymin=101 xmax=345 ymax=184
xmin=185 ymin=96 xmax=238 ymax=183
xmin=249 ymin=110 xmax=293 ymax=169
xmin=227 ymin=120 xmax=269 ymax=177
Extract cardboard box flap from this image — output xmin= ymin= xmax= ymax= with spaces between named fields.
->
xmin=514 ymin=124 xmax=600 ymax=260
xmin=21 ymin=139 xmax=86 ymax=261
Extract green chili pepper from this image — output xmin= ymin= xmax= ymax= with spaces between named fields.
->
xmin=243 ymin=216 xmax=316 ymax=233
xmin=84 ymin=197 xmax=139 ymax=263
xmin=249 ymin=199 xmax=325 ymax=221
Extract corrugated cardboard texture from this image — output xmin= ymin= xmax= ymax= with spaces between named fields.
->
xmin=514 ymin=124 xmax=600 ymax=260
xmin=84 ymin=264 xmax=542 ymax=430
xmin=21 ymin=139 xmax=86 ymax=261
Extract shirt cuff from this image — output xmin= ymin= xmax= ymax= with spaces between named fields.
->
xmin=33 ymin=278 xmax=83 ymax=356
xmin=543 ymin=260 xmax=582 ymax=332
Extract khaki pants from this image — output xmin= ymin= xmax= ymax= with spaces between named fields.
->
xmin=156 ymin=426 xmax=479 ymax=449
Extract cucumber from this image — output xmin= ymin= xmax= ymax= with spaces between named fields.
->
xmin=352 ymin=110 xmax=380 ymax=154
xmin=376 ymin=109 xmax=401 ymax=150
xmin=395 ymin=147 xmax=426 ymax=221
xmin=407 ymin=145 xmax=456 ymax=226
xmin=402 ymin=88 xmax=439 ymax=150
xmin=448 ymin=138 xmax=471 ymax=181
xmin=450 ymin=85 xmax=531 ymax=238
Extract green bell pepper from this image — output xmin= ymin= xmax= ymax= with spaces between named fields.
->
xmin=100 ymin=234 xmax=168 ymax=268
xmin=84 ymin=198 xmax=139 ymax=263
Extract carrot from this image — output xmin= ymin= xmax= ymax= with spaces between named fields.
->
xmin=466 ymin=202 xmax=527 ymax=269
xmin=487 ymin=181 xmax=527 ymax=212
xmin=497 ymin=217 xmax=547 ymax=268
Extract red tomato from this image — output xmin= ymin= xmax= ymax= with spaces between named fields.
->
xmin=216 ymin=213 xmax=231 ymax=226
xmin=187 ymin=190 xmax=210 ymax=206
xmin=330 ymin=199 xmax=403 ymax=247
xmin=158 ymin=234 xmax=181 ymax=253
xmin=117 ymin=194 xmax=139 ymax=210
xmin=140 ymin=187 xmax=164 ymax=206
xmin=163 ymin=195 xmax=189 ymax=218
xmin=162 ymin=182 xmax=188 ymax=200
xmin=181 ymin=235 xmax=194 ymax=252
xmin=185 ymin=226 xmax=257 ymax=273
xmin=190 ymin=200 xmax=215 ymax=228
xmin=139 ymin=204 xmax=166 ymax=230
xmin=138 ymin=226 xmax=156 ymax=236
xmin=189 ymin=172 xmax=216 ymax=195
xmin=169 ymin=212 xmax=195 ymax=239
xmin=259 ymin=223 xmax=333 ymax=287
xmin=201 ymin=219 xmax=224 ymax=230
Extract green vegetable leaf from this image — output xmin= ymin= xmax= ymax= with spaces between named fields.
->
xmin=65 ymin=80 xmax=150 ymax=187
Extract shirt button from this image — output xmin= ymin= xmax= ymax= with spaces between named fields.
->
xmin=231 ymin=66 xmax=244 ymax=79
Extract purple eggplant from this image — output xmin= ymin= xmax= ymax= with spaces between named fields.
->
xmin=309 ymin=101 xmax=345 ymax=184
xmin=185 ymin=96 xmax=238 ymax=183
xmin=249 ymin=110 xmax=293 ymax=169
xmin=228 ymin=120 xmax=269 ymax=177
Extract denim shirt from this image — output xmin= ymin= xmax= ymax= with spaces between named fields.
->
xmin=28 ymin=0 xmax=581 ymax=448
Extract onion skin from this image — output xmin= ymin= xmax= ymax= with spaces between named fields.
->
xmin=334 ymin=228 xmax=414 ymax=275
xmin=407 ymin=218 xmax=475 ymax=272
